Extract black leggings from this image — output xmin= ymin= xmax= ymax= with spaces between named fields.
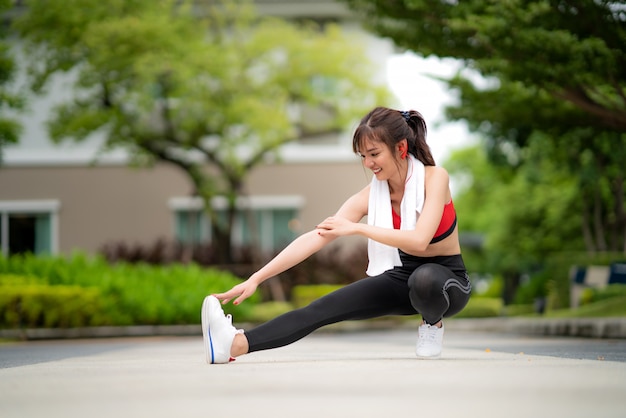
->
xmin=246 ymin=252 xmax=471 ymax=353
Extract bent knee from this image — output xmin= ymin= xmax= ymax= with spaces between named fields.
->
xmin=408 ymin=264 xmax=443 ymax=289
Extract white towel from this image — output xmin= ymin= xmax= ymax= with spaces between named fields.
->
xmin=366 ymin=155 xmax=425 ymax=276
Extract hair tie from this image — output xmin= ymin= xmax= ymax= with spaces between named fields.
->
xmin=401 ymin=110 xmax=411 ymax=122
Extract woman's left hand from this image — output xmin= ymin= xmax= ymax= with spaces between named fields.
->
xmin=316 ymin=216 xmax=358 ymax=238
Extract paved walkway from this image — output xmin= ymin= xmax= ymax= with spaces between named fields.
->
xmin=1 ymin=330 xmax=625 ymax=418
xmin=2 ymin=316 xmax=626 ymax=339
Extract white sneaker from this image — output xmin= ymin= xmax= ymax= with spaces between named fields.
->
xmin=416 ymin=323 xmax=444 ymax=359
xmin=201 ymin=295 xmax=241 ymax=364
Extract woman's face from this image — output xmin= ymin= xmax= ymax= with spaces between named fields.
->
xmin=358 ymin=138 xmax=398 ymax=181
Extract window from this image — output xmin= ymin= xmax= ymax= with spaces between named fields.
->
xmin=174 ymin=208 xmax=210 ymax=245
xmin=169 ymin=195 xmax=304 ymax=253
xmin=0 ymin=200 xmax=60 ymax=256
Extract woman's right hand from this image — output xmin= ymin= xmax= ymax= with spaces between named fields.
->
xmin=212 ymin=278 xmax=259 ymax=306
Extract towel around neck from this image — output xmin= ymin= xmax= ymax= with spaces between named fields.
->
xmin=366 ymin=155 xmax=425 ymax=276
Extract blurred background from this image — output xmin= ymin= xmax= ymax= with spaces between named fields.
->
xmin=0 ymin=0 xmax=624 ymax=329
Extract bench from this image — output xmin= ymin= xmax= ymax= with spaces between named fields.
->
xmin=569 ymin=262 xmax=626 ymax=308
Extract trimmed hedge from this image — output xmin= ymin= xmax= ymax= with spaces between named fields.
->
xmin=291 ymin=284 xmax=343 ymax=308
xmin=454 ymin=297 xmax=504 ymax=318
xmin=251 ymin=301 xmax=294 ymax=322
xmin=0 ymin=284 xmax=102 ymax=328
xmin=0 ymin=253 xmax=255 ymax=328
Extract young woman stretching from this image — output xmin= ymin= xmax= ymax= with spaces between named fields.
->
xmin=202 ymin=106 xmax=471 ymax=364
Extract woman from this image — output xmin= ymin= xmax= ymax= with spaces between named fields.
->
xmin=202 ymin=106 xmax=471 ymax=364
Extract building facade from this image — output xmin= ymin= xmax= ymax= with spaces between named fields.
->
xmin=0 ymin=0 xmax=395 ymax=257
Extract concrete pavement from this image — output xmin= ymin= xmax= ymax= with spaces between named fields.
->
xmin=1 ymin=330 xmax=625 ymax=418
xmin=2 ymin=316 xmax=626 ymax=340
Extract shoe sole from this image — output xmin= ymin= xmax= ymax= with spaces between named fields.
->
xmin=201 ymin=296 xmax=216 ymax=364
xmin=416 ymin=353 xmax=442 ymax=360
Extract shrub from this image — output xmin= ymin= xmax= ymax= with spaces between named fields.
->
xmin=0 ymin=253 xmax=256 ymax=328
xmin=0 ymin=284 xmax=103 ymax=328
xmin=291 ymin=284 xmax=344 ymax=308
xmin=483 ymin=276 xmax=504 ymax=298
xmin=454 ymin=297 xmax=503 ymax=318
xmin=580 ymin=284 xmax=626 ymax=305
xmin=514 ymin=271 xmax=549 ymax=305
xmin=502 ymin=304 xmax=536 ymax=317
xmin=548 ymin=296 xmax=626 ymax=318
xmin=98 ymin=238 xmax=370 ymax=301
xmin=513 ymin=252 xmax=626 ymax=311
xmin=251 ymin=302 xmax=294 ymax=322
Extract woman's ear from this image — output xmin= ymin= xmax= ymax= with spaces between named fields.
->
xmin=398 ymin=139 xmax=408 ymax=159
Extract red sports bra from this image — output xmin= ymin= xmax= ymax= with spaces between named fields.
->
xmin=392 ymin=200 xmax=457 ymax=244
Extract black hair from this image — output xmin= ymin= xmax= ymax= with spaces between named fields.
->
xmin=352 ymin=106 xmax=435 ymax=166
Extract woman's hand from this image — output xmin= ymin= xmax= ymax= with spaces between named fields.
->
xmin=316 ymin=216 xmax=359 ymax=238
xmin=212 ymin=279 xmax=259 ymax=306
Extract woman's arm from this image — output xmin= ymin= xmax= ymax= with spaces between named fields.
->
xmin=317 ymin=167 xmax=450 ymax=253
xmin=214 ymin=185 xmax=369 ymax=305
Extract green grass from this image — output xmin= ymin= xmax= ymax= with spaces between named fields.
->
xmin=546 ymin=296 xmax=626 ymax=318
xmin=454 ymin=297 xmax=504 ymax=318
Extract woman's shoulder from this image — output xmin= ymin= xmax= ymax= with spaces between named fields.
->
xmin=424 ymin=166 xmax=451 ymax=202
xmin=425 ymin=165 xmax=450 ymax=182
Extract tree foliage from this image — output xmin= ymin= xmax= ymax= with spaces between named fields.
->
xmin=343 ymin=0 xmax=626 ymax=300
xmin=344 ymin=0 xmax=626 ymax=246
xmin=447 ymin=141 xmax=584 ymax=302
xmin=445 ymin=75 xmax=626 ymax=255
xmin=0 ymin=0 xmax=23 ymax=162
xmin=12 ymin=0 xmax=388 ymax=262
xmin=344 ymin=0 xmax=626 ymax=132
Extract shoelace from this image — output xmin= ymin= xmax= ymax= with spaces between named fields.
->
xmin=224 ymin=313 xmax=244 ymax=335
xmin=417 ymin=326 xmax=439 ymax=346
xmin=225 ymin=314 xmax=241 ymax=362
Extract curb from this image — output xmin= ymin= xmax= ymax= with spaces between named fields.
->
xmin=1 ymin=317 xmax=625 ymax=341
xmin=445 ymin=317 xmax=626 ymax=339
xmin=0 ymin=325 xmax=201 ymax=340
xmin=509 ymin=317 xmax=626 ymax=339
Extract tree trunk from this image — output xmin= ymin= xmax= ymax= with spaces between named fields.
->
xmin=612 ymin=174 xmax=626 ymax=255
xmin=581 ymin=199 xmax=596 ymax=254
xmin=593 ymin=187 xmax=607 ymax=251
xmin=501 ymin=271 xmax=520 ymax=305
xmin=212 ymin=222 xmax=233 ymax=265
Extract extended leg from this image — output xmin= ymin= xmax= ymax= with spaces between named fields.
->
xmin=246 ymin=274 xmax=416 ymax=352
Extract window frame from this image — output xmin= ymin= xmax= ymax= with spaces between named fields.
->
xmin=168 ymin=195 xmax=305 ymax=252
xmin=0 ymin=200 xmax=61 ymax=256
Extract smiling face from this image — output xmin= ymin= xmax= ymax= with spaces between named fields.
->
xmin=358 ymin=138 xmax=399 ymax=181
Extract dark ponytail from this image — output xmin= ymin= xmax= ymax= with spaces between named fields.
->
xmin=352 ymin=107 xmax=435 ymax=166
xmin=403 ymin=110 xmax=435 ymax=166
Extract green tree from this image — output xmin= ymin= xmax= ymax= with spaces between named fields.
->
xmin=344 ymin=0 xmax=626 ymax=131
xmin=448 ymin=140 xmax=584 ymax=302
xmin=12 ymin=0 xmax=388 ymax=262
xmin=444 ymin=75 xmax=626 ymax=254
xmin=0 ymin=0 xmax=23 ymax=162
xmin=343 ymin=0 xmax=626 ymax=274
